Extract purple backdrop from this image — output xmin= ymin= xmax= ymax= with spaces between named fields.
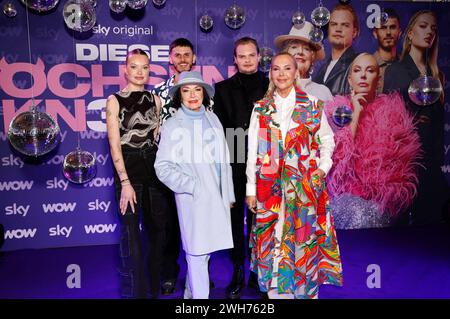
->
xmin=1 ymin=0 xmax=449 ymax=251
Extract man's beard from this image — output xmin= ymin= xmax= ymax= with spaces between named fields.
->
xmin=330 ymin=40 xmax=348 ymax=50
xmin=379 ymin=40 xmax=396 ymax=52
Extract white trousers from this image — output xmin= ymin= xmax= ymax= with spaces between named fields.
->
xmin=184 ymin=253 xmax=210 ymax=299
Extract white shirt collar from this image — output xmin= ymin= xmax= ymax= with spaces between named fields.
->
xmin=297 ymin=77 xmax=312 ymax=88
xmin=274 ymin=86 xmax=296 ymax=103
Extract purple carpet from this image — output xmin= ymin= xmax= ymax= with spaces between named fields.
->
xmin=1 ymin=224 xmax=449 ymax=299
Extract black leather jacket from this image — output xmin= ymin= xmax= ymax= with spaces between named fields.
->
xmin=314 ymin=47 xmax=358 ymax=96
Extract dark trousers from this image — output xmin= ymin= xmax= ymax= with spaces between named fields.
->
xmin=115 ymin=146 xmax=170 ymax=298
xmin=160 ymin=194 xmax=181 ymax=282
xmin=230 ymin=163 xmax=253 ymax=267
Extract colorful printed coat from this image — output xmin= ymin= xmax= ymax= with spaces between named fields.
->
xmin=249 ymin=87 xmax=343 ymax=299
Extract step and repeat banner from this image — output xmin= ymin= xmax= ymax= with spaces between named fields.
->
xmin=1 ymin=0 xmax=449 ymax=251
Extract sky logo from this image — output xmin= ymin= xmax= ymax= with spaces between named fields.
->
xmin=46 ymin=178 xmax=69 ymax=191
xmin=88 ymin=200 xmax=111 ymax=213
xmin=4 ymin=204 xmax=30 ymax=217
xmin=1 ymin=154 xmax=24 ymax=168
xmin=49 ymin=225 xmax=73 ymax=238
xmin=42 ymin=202 xmax=77 ymax=213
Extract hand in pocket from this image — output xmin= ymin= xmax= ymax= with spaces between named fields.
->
xmin=310 ymin=169 xmax=325 ymax=197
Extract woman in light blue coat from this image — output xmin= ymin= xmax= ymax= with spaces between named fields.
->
xmin=154 ymin=71 xmax=234 ymax=299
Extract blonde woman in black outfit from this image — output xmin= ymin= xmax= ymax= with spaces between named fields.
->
xmin=384 ymin=10 xmax=449 ymax=225
xmin=106 ymin=49 xmax=171 ymax=298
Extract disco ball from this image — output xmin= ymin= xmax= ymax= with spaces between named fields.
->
xmin=199 ymin=14 xmax=213 ymax=31
xmin=311 ymin=5 xmax=330 ymax=27
xmin=332 ymin=105 xmax=353 ymax=127
xmin=3 ymin=2 xmax=17 ymax=17
xmin=152 ymin=0 xmax=166 ymax=5
xmin=63 ymin=0 xmax=96 ymax=32
xmin=109 ymin=0 xmax=127 ymax=13
xmin=292 ymin=10 xmax=305 ymax=28
xmin=375 ymin=11 xmax=389 ymax=28
xmin=309 ymin=27 xmax=324 ymax=43
xmin=408 ymin=75 xmax=443 ymax=106
xmin=8 ymin=108 xmax=60 ymax=157
xmin=259 ymin=47 xmax=274 ymax=73
xmin=86 ymin=0 xmax=96 ymax=7
xmin=224 ymin=4 xmax=246 ymax=29
xmin=63 ymin=147 xmax=97 ymax=184
xmin=21 ymin=0 xmax=59 ymax=12
xmin=128 ymin=0 xmax=147 ymax=10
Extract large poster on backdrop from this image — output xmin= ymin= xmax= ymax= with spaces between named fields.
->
xmin=1 ymin=0 xmax=449 ymax=251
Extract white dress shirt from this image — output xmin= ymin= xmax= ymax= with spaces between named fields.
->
xmin=246 ymin=87 xmax=335 ymax=196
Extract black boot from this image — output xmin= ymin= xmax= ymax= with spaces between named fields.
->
xmin=226 ymin=264 xmax=244 ymax=299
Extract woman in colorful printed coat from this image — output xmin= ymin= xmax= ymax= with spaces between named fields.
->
xmin=246 ymin=52 xmax=343 ymax=299
xmin=154 ymin=71 xmax=234 ymax=299
xmin=325 ymin=53 xmax=421 ymax=229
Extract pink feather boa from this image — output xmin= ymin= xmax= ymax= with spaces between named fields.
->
xmin=325 ymin=93 xmax=422 ymax=217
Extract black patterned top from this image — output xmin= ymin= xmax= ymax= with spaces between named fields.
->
xmin=114 ymin=90 xmax=160 ymax=149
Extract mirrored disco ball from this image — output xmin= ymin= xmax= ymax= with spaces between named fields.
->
xmin=292 ymin=10 xmax=305 ymax=28
xmin=311 ymin=5 xmax=330 ymax=27
xmin=128 ymin=0 xmax=148 ymax=10
xmin=152 ymin=0 xmax=166 ymax=5
xmin=109 ymin=0 xmax=127 ymax=13
xmin=3 ymin=2 xmax=17 ymax=17
xmin=8 ymin=109 xmax=60 ymax=157
xmin=63 ymin=0 xmax=96 ymax=32
xmin=63 ymin=148 xmax=97 ymax=184
xmin=199 ymin=14 xmax=213 ymax=31
xmin=375 ymin=11 xmax=389 ymax=28
xmin=408 ymin=75 xmax=443 ymax=106
xmin=224 ymin=4 xmax=246 ymax=29
xmin=332 ymin=105 xmax=353 ymax=127
xmin=309 ymin=27 xmax=324 ymax=43
xmin=21 ymin=0 xmax=59 ymax=12
xmin=259 ymin=47 xmax=274 ymax=73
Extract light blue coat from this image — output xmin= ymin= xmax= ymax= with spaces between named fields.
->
xmin=155 ymin=108 xmax=234 ymax=255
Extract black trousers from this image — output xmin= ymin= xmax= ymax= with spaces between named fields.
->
xmin=115 ymin=146 xmax=171 ymax=298
xmin=229 ymin=163 xmax=253 ymax=267
xmin=160 ymin=193 xmax=181 ymax=282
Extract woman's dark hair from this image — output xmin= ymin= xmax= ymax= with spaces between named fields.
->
xmin=171 ymin=86 xmax=211 ymax=109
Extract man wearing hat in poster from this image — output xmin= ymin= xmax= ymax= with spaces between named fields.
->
xmin=155 ymin=71 xmax=235 ymax=299
xmin=274 ymin=21 xmax=333 ymax=102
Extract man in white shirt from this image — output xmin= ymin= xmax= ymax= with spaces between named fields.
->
xmin=314 ymin=3 xmax=359 ymax=95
